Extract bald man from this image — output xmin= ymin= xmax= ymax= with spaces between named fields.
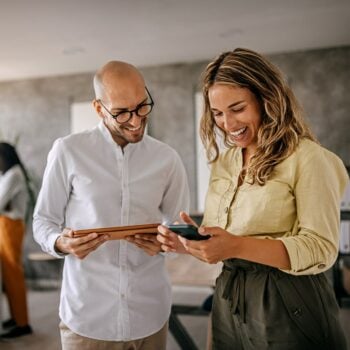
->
xmin=33 ymin=61 xmax=190 ymax=349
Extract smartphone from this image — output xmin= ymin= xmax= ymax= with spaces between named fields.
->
xmin=167 ymin=224 xmax=209 ymax=241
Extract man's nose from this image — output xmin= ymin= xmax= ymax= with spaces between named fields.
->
xmin=128 ymin=112 xmax=143 ymax=126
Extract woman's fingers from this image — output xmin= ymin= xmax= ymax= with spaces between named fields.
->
xmin=180 ymin=211 xmax=198 ymax=227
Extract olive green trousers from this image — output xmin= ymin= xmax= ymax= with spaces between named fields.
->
xmin=212 ymin=259 xmax=347 ymax=350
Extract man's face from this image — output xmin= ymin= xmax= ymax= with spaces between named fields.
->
xmin=96 ymin=79 xmax=150 ymax=147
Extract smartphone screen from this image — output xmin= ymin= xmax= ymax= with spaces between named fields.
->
xmin=167 ymin=224 xmax=209 ymax=241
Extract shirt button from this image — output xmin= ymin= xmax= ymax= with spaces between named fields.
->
xmin=224 ymin=207 xmax=229 ymax=213
xmin=318 ymin=263 xmax=326 ymax=269
xmin=121 ymin=293 xmax=125 ymax=298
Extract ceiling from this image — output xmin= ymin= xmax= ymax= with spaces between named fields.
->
xmin=1 ymin=0 xmax=349 ymax=82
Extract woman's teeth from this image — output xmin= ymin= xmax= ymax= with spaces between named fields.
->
xmin=230 ymin=127 xmax=246 ymax=137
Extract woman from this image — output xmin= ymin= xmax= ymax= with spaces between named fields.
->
xmin=158 ymin=48 xmax=349 ymax=349
xmin=0 ymin=142 xmax=34 ymax=338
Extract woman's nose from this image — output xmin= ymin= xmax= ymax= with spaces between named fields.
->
xmin=222 ymin=114 xmax=236 ymax=131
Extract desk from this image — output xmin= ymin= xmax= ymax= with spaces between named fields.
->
xmin=166 ymin=254 xmax=222 ymax=350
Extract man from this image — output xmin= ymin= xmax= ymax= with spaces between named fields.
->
xmin=33 ymin=61 xmax=189 ymax=349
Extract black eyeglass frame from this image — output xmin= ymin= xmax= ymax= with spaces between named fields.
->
xmin=99 ymin=86 xmax=154 ymax=124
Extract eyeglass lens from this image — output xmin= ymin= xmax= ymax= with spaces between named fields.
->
xmin=116 ymin=104 xmax=153 ymax=123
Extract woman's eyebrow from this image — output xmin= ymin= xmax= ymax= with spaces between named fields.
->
xmin=227 ymin=100 xmax=245 ymax=108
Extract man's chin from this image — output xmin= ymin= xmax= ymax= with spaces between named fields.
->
xmin=126 ymin=132 xmax=145 ymax=144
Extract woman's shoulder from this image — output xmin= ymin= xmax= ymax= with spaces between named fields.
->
xmin=295 ymin=138 xmax=344 ymax=167
xmin=0 ymin=165 xmax=25 ymax=184
xmin=292 ymin=138 xmax=348 ymax=187
xmin=294 ymin=138 xmax=320 ymax=154
xmin=6 ymin=164 xmax=23 ymax=177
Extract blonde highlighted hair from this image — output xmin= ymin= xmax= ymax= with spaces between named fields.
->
xmin=200 ymin=48 xmax=317 ymax=185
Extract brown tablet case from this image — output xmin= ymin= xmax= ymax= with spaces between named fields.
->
xmin=73 ymin=223 xmax=160 ymax=240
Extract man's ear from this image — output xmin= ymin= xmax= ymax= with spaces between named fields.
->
xmin=93 ymin=99 xmax=104 ymax=119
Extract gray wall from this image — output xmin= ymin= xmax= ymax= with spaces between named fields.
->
xmin=0 ymin=46 xmax=349 ymax=279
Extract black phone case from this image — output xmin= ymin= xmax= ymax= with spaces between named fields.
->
xmin=167 ymin=224 xmax=209 ymax=241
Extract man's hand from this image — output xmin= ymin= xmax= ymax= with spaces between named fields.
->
xmin=55 ymin=228 xmax=109 ymax=259
xmin=126 ymin=233 xmax=162 ymax=256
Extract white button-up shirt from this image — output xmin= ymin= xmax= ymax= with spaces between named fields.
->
xmin=0 ymin=165 xmax=27 ymax=220
xmin=33 ymin=121 xmax=189 ymax=341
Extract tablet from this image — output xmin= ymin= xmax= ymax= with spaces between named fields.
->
xmin=73 ymin=223 xmax=160 ymax=240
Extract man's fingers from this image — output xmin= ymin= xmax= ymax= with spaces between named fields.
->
xmin=134 ymin=233 xmax=157 ymax=242
xmin=161 ymin=244 xmax=176 ymax=252
xmin=62 ymin=228 xmax=74 ymax=237
xmin=133 ymin=239 xmax=160 ymax=250
xmin=70 ymin=234 xmax=108 ymax=257
xmin=75 ymin=238 xmax=108 ymax=259
xmin=156 ymin=234 xmax=175 ymax=247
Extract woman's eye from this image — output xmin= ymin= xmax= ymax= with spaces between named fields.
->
xmin=232 ymin=107 xmax=244 ymax=113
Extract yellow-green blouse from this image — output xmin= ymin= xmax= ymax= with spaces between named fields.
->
xmin=202 ymin=139 xmax=349 ymax=275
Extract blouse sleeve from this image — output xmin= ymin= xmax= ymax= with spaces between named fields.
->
xmin=278 ymin=146 xmax=349 ymax=275
xmin=0 ymin=167 xmax=23 ymax=213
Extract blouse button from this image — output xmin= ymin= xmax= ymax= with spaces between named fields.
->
xmin=292 ymin=308 xmax=302 ymax=317
xmin=224 ymin=207 xmax=229 ymax=213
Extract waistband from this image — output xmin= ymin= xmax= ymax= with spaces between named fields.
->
xmin=221 ymin=259 xmax=278 ymax=323
xmin=223 ymin=258 xmax=276 ymax=272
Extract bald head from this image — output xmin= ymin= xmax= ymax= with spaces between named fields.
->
xmin=93 ymin=61 xmax=145 ymax=101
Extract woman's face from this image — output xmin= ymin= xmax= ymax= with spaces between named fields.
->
xmin=208 ymin=84 xmax=262 ymax=155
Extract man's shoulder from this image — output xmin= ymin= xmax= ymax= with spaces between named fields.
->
xmin=48 ymin=127 xmax=101 ymax=163
xmin=53 ymin=127 xmax=100 ymax=150
xmin=142 ymin=135 xmax=178 ymax=156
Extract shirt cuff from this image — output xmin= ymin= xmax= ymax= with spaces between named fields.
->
xmin=48 ymin=233 xmax=68 ymax=259
xmin=277 ymin=237 xmax=330 ymax=275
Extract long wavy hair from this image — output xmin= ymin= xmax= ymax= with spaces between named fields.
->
xmin=0 ymin=142 xmax=36 ymax=221
xmin=200 ymin=48 xmax=317 ymax=185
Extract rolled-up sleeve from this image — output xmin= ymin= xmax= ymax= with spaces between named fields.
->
xmin=278 ymin=147 xmax=349 ymax=275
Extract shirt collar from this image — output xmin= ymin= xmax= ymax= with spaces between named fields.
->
xmin=97 ymin=120 xmax=145 ymax=153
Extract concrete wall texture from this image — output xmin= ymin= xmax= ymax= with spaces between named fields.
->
xmin=0 ymin=46 xmax=349 ymax=279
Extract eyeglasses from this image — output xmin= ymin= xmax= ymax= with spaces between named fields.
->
xmin=99 ymin=87 xmax=154 ymax=124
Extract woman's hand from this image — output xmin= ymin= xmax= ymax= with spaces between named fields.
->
xmin=126 ymin=233 xmax=162 ymax=256
xmin=178 ymin=225 xmax=240 ymax=264
xmin=156 ymin=211 xmax=196 ymax=254
xmin=157 ymin=225 xmax=188 ymax=253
